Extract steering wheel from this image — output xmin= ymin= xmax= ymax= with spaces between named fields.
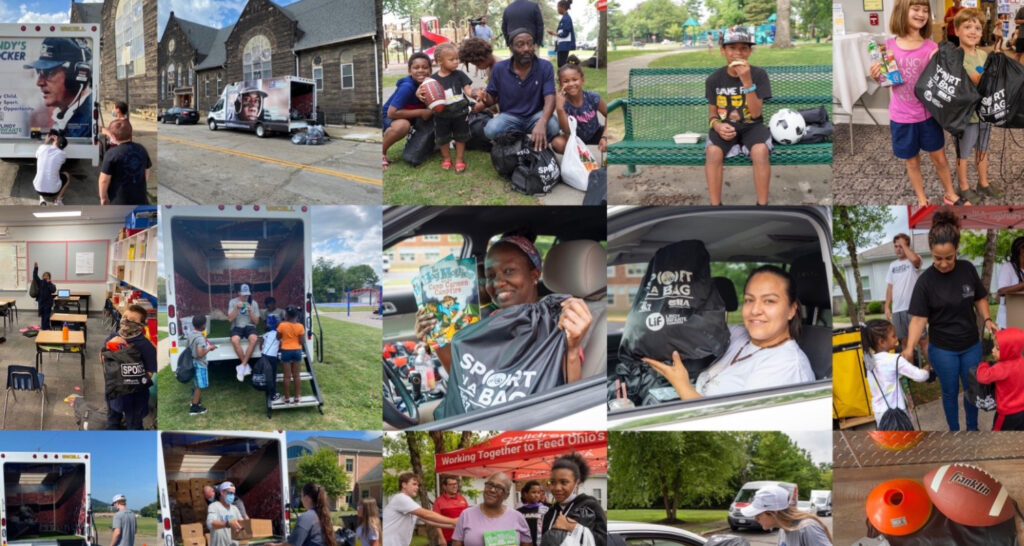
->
xmin=383 ymin=359 xmax=419 ymax=428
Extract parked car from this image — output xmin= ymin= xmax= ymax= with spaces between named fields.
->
xmin=797 ymin=500 xmax=814 ymax=514
xmin=162 ymin=107 xmax=199 ymax=125
xmin=608 ymin=521 xmax=705 ymax=545
xmin=606 ymin=206 xmax=833 ymax=430
xmin=632 ymin=41 xmax=645 ymax=47
xmin=383 ymin=255 xmax=391 ymax=273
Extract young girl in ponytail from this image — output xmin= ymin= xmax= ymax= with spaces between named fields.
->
xmin=861 ymin=318 xmax=932 ymax=428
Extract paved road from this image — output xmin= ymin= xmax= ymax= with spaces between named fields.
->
xmin=707 ymin=517 xmax=833 ymax=545
xmin=157 ymin=122 xmax=381 ymax=204
xmin=608 ymin=48 xmax=694 ymax=94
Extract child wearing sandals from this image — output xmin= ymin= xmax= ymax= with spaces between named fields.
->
xmin=382 ymin=52 xmax=432 ymax=171
xmin=870 ymin=0 xmax=963 ymax=205
xmin=550 ymin=55 xmax=607 ymax=155
xmin=420 ymin=42 xmax=473 ymax=174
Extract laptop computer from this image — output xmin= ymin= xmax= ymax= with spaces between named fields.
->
xmin=57 ymin=289 xmax=70 ymax=298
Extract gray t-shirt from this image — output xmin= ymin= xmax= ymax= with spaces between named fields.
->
xmin=207 ymin=501 xmax=243 ymax=546
xmin=777 ymin=518 xmax=832 ymax=546
xmin=186 ymin=331 xmax=209 ymax=365
xmin=265 ymin=308 xmax=286 ymax=324
xmin=112 ymin=509 xmax=136 ymax=546
xmin=288 ymin=510 xmax=325 ymax=546
xmin=228 ymin=298 xmax=260 ymax=329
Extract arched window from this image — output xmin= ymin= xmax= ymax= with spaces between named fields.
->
xmin=167 ymin=63 xmax=175 ymax=93
xmin=312 ymin=57 xmax=323 ymax=91
xmin=243 ymin=35 xmax=272 ymax=81
xmin=115 ymin=0 xmax=145 ymax=78
xmin=339 ymin=49 xmax=354 ymax=89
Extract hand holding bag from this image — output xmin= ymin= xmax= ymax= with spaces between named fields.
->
xmin=914 ymin=42 xmax=981 ymax=136
xmin=560 ymin=116 xmax=599 ymax=191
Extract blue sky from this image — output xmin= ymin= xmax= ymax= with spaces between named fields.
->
xmin=0 ymin=431 xmax=156 ymax=510
xmin=0 ymin=0 xmax=83 ymax=23
xmin=286 ymin=430 xmax=382 ymax=443
xmin=158 ymin=0 xmax=303 ymax=39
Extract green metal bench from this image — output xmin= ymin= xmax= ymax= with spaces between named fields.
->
xmin=608 ymin=65 xmax=833 ymax=174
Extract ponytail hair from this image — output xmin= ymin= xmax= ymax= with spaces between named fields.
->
xmin=551 ymin=452 xmax=590 ymax=484
xmin=860 ymin=319 xmax=894 ymax=371
xmin=928 ymin=207 xmax=962 ymax=250
xmin=302 ymin=483 xmax=337 ymax=546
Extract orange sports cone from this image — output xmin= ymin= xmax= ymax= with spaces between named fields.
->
xmin=868 ymin=431 xmax=925 ymax=451
xmin=866 ymin=478 xmax=932 ymax=536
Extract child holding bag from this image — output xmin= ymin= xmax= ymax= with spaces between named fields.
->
xmin=551 ymin=56 xmax=607 ymax=155
xmin=953 ymin=9 xmax=1002 ymax=201
xmin=870 ymin=0 xmax=963 ymax=205
xmin=861 ymin=319 xmax=933 ymax=429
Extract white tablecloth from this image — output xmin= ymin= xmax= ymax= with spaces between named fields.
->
xmin=833 ymin=32 xmax=890 ymax=114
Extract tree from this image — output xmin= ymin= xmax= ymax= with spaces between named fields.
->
xmin=139 ymin=501 xmax=160 ymax=518
xmin=745 ymin=0 xmax=776 ymax=25
xmin=772 ymin=0 xmax=793 ymax=47
xmin=344 ymin=264 xmax=380 ymax=291
xmin=962 ymin=229 xmax=1024 ymax=304
xmin=745 ymin=432 xmax=822 ymax=495
xmin=295 ymin=448 xmax=350 ymax=504
xmin=832 ymin=206 xmax=895 ymax=324
xmin=597 ymin=0 xmax=608 ymax=66
xmin=793 ymin=0 xmax=830 ymax=39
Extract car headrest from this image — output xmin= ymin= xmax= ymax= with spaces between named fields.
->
xmin=790 ymin=253 xmax=830 ymax=310
xmin=712 ymin=276 xmax=738 ymax=312
xmin=543 ymin=239 xmax=606 ymax=299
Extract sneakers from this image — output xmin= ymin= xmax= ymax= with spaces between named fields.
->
xmin=54 ymin=198 xmax=64 ymax=206
xmin=235 ymin=364 xmax=245 ymax=382
xmin=38 ymin=197 xmax=48 ymax=206
xmin=189 ymin=404 xmax=207 ymax=416
xmin=243 ymin=363 xmax=252 ymax=376
xmin=272 ymin=393 xmax=285 ymax=403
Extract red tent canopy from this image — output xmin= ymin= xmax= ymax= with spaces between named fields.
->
xmin=908 ymin=206 xmax=1024 ymax=230
xmin=434 ymin=431 xmax=607 ymax=482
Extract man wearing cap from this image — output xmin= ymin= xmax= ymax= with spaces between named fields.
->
xmin=110 ymin=495 xmax=136 ymax=546
xmin=477 ymin=29 xmax=559 ymax=152
xmin=24 ymin=37 xmax=93 ymax=138
xmin=740 ymin=485 xmax=832 ymax=545
xmin=705 ymin=26 xmax=773 ymax=206
xmin=228 ymin=284 xmax=261 ymax=381
xmin=502 ymin=0 xmax=544 ymax=47
xmin=208 ymin=482 xmax=245 ymax=546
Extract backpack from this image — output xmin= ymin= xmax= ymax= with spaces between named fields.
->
xmin=175 ymin=344 xmax=196 ymax=384
xmin=251 ymin=356 xmax=276 ymax=393
xmin=870 ymin=359 xmax=916 ymax=431
xmin=101 ymin=344 xmax=150 ymax=400
xmin=29 ymin=277 xmax=39 ymax=298
xmin=509 ymin=147 xmax=560 ymax=195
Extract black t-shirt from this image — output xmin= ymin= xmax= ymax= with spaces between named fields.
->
xmin=430 ymin=70 xmax=473 ymax=115
xmin=517 ymin=503 xmax=548 ymax=546
xmin=705 ymin=65 xmax=772 ymax=124
xmin=909 ymin=260 xmax=988 ymax=351
xmin=100 ymin=142 xmax=152 ymax=205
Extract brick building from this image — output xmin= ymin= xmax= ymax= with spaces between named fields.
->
xmin=287 ymin=436 xmax=382 ymax=510
xmin=159 ymin=0 xmax=382 ymax=126
xmin=386 ymin=234 xmax=465 ymax=268
xmin=70 ymin=0 xmax=159 ymax=119
xmin=607 ymin=264 xmax=644 ymax=313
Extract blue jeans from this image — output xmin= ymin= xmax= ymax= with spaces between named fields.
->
xmin=929 ymin=341 xmax=981 ymax=431
xmin=483 ymin=111 xmax=560 ymax=141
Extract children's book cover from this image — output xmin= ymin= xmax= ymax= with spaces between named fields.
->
xmin=412 ymin=254 xmax=480 ymax=346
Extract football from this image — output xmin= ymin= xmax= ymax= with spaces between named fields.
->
xmin=923 ymin=463 xmax=1013 ymax=527
xmin=769 ymin=108 xmax=806 ymax=145
xmin=419 ymin=78 xmax=447 ymax=113
xmin=865 ymin=479 xmax=932 ymax=536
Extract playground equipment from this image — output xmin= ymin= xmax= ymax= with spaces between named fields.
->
xmin=420 ymin=16 xmax=450 ymax=57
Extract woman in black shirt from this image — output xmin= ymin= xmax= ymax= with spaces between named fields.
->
xmin=902 ymin=208 xmax=997 ymax=431
xmin=541 ymin=452 xmax=607 ymax=546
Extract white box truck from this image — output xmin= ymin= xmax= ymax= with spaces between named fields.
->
xmin=727 ymin=480 xmax=798 ymax=531
xmin=0 ymin=451 xmax=95 ymax=546
xmin=0 ymin=23 xmax=101 ymax=165
xmin=156 ymin=431 xmax=288 ymax=546
xmin=207 ymin=76 xmax=316 ymax=138
xmin=162 ymin=205 xmax=324 ymax=415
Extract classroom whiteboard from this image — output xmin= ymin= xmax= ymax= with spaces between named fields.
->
xmin=28 ymin=240 xmax=109 ymax=282
xmin=0 ymin=242 xmax=28 ymax=291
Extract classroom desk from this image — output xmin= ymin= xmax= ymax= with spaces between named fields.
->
xmin=50 ymin=313 xmax=88 ymax=343
xmin=61 ymin=292 xmax=91 ymax=315
xmin=53 ymin=296 xmax=81 ymax=314
xmin=0 ymin=298 xmax=16 ymax=332
xmin=34 ymin=329 xmax=86 ymax=380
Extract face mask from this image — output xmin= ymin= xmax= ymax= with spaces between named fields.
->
xmin=225 ymin=493 xmax=236 ymax=504
xmin=111 ymin=111 xmax=118 ymax=119
xmin=119 ymin=318 xmax=145 ymax=339
xmin=206 ymin=496 xmax=215 ymax=505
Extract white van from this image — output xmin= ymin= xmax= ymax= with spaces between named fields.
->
xmin=156 ymin=431 xmax=289 ymax=546
xmin=162 ymin=206 xmax=324 ymax=413
xmin=727 ymin=480 xmax=798 ymax=531
xmin=0 ymin=451 xmax=94 ymax=546
xmin=809 ymin=489 xmax=832 ymax=516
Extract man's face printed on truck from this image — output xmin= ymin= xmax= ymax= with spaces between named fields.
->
xmin=36 ymin=66 xmax=73 ymax=109
xmin=241 ymin=92 xmax=262 ymax=120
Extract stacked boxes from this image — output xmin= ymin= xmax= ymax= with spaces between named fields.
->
xmin=170 ymin=478 xmax=217 ymax=543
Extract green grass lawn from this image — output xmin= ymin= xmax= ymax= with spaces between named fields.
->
xmin=94 ymin=516 xmax=158 ymax=535
xmin=608 ymin=508 xmax=730 ymax=534
xmin=156 ymin=316 xmax=381 ymax=430
xmin=649 ymin=43 xmax=832 ymax=68
xmin=384 ymin=67 xmax=605 ymax=205
xmin=158 ymin=312 xmax=168 ymax=342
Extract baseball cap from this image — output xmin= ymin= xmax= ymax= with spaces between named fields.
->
xmin=112 ymin=494 xmax=126 ymax=504
xmin=720 ymin=26 xmax=755 ymax=46
xmin=739 ymin=485 xmax=790 ymax=517
xmin=24 ymin=38 xmax=86 ymax=71
xmin=219 ymin=481 xmax=235 ymax=492
xmin=240 ymin=284 xmax=251 ymax=295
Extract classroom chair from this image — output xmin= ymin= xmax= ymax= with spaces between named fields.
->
xmin=2 ymin=365 xmax=46 ymax=430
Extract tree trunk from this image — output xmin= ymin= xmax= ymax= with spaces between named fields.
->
xmin=772 ymin=0 xmax=793 ymax=48
xmin=981 ymin=229 xmax=998 ymax=337
xmin=458 ymin=431 xmax=474 ymax=449
xmin=833 ymin=258 xmax=858 ymax=324
xmin=404 ymin=432 xmax=440 ymax=546
xmin=597 ymin=7 xmax=608 ymax=67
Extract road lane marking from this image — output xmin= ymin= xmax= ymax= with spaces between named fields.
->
xmin=158 ymin=135 xmax=382 ymax=187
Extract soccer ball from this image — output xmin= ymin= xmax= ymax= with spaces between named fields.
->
xmin=769 ymin=109 xmax=806 ymax=145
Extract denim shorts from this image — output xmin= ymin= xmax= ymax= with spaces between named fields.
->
xmin=890 ymin=117 xmax=945 ymax=159
xmin=279 ymin=349 xmax=303 ymax=363
xmin=194 ymin=362 xmax=209 ymax=389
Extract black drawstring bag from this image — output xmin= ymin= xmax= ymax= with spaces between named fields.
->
xmin=978 ymin=52 xmax=1024 ymax=128
xmin=101 ymin=344 xmax=150 ymax=400
xmin=797 ymin=106 xmax=829 ymax=125
xmin=490 ymin=131 xmax=529 ymax=179
xmin=614 ymin=240 xmax=731 ymax=406
xmin=866 ymin=500 xmax=1020 ymax=545
xmin=510 ymin=146 xmax=560 ymax=195
xmin=870 ymin=356 xmax=915 ymax=431
xmin=465 ymin=111 xmax=494 ymax=151
xmin=967 ymin=364 xmax=997 ymax=411
xmin=434 ymin=294 xmax=569 ymax=420
xmin=799 ymin=121 xmax=834 ymax=144
xmin=914 ymin=41 xmax=981 ymax=137
xmin=401 ymin=118 xmax=435 ymax=167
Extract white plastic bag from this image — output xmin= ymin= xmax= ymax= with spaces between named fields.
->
xmin=560 ymin=116 xmax=599 ymax=191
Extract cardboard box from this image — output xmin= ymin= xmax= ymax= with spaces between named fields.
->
xmin=231 ymin=519 xmax=275 ymax=542
xmin=181 ymin=522 xmax=205 ymax=546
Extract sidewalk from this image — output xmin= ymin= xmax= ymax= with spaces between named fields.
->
xmin=325 ymin=124 xmax=381 ymax=144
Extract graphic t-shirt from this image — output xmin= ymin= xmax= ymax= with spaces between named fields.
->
xmin=705 ymin=65 xmax=772 ymax=124
xmin=100 ymin=141 xmax=151 ymax=205
xmin=886 ymin=258 xmax=920 ymax=313
xmin=909 ymin=259 xmax=988 ymax=351
xmin=885 ymin=37 xmax=939 ymax=123
xmin=452 ymin=505 xmax=531 ymax=546
xmin=516 ymin=503 xmax=549 ymax=546
xmin=563 ymin=90 xmax=603 ymax=142
xmin=430 ymin=70 xmax=474 ymax=116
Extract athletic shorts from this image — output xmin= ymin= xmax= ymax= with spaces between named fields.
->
xmin=231 ymin=325 xmax=257 ymax=339
xmin=279 ymin=349 xmax=303 ymax=363
xmin=955 ymin=122 xmax=992 ymax=158
xmin=707 ymin=121 xmax=773 ymax=159
xmin=194 ymin=362 xmax=209 ymax=389
xmin=433 ymin=113 xmax=471 ymax=148
xmin=892 ymin=310 xmax=926 ymax=341
xmin=890 ymin=117 xmax=945 ymax=159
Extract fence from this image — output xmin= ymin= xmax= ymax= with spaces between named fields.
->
xmin=383 ymin=22 xmax=479 ymax=68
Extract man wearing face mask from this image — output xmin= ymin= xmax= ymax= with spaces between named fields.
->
xmin=103 ymin=304 xmax=156 ymax=430
xmin=478 ymin=29 xmax=559 ymax=152
xmin=216 ymin=482 xmax=249 ymax=519
xmin=207 ymin=482 xmax=244 ymax=546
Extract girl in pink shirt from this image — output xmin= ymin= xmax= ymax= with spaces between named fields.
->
xmin=870 ymin=0 xmax=963 ymax=206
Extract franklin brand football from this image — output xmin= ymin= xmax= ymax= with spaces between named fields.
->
xmin=419 ymin=78 xmax=447 ymax=113
xmin=923 ymin=463 xmax=1013 ymax=527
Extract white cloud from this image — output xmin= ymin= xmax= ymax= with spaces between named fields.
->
xmin=311 ymin=206 xmax=383 ymax=275
xmin=17 ymin=3 xmax=69 ymax=23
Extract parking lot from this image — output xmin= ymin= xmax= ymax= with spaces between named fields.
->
xmin=157 ymin=122 xmax=381 ymax=204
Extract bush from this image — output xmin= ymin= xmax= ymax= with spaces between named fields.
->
xmin=867 ymin=301 xmax=883 ymax=314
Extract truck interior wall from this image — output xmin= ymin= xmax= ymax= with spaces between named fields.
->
xmin=4 ymin=465 xmax=85 ymax=536
xmin=226 ymin=443 xmax=285 ymax=536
